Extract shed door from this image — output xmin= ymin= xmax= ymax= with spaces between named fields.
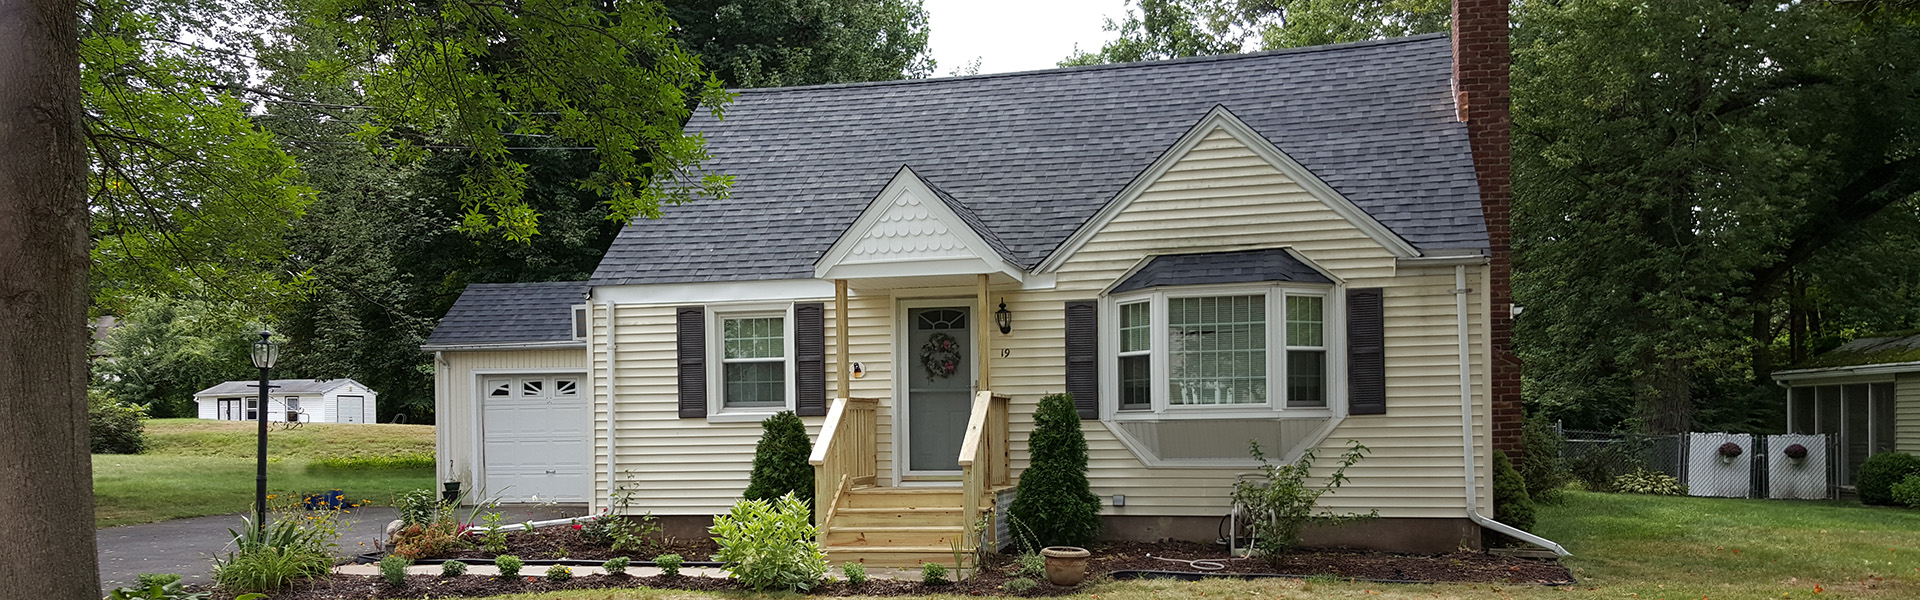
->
xmin=482 ymin=375 xmax=588 ymax=503
xmin=337 ymin=396 xmax=365 ymax=423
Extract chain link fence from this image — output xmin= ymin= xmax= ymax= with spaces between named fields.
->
xmin=1559 ymin=427 xmax=1838 ymax=500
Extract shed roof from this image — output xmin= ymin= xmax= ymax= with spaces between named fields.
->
xmin=196 ymin=378 xmax=361 ymax=397
xmin=591 ymin=34 xmax=1487 ymax=286
xmin=1787 ymin=333 xmax=1920 ymax=371
xmin=423 ymin=282 xmax=587 ymax=349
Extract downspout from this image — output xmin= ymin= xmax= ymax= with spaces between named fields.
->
xmin=1455 ymin=265 xmax=1570 ymax=557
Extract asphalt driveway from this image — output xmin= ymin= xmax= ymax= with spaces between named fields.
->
xmin=97 ymin=505 xmax=585 ymax=589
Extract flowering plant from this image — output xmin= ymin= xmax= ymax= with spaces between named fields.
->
xmin=1784 ymin=443 xmax=1809 ymax=460
xmin=918 ymin=332 xmax=962 ymax=381
xmin=1718 ymin=442 xmax=1744 ymax=458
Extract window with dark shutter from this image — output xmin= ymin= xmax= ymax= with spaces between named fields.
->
xmin=1346 ymin=288 xmax=1386 ymax=415
xmin=794 ymin=303 xmax=827 ymax=416
xmin=676 ymin=306 xmax=707 ymax=418
xmin=1065 ymin=300 xmax=1100 ymax=419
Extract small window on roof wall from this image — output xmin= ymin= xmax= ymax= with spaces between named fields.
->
xmin=573 ymin=306 xmax=588 ymax=340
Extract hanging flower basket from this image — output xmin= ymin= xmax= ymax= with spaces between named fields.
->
xmin=1784 ymin=443 xmax=1809 ymax=464
xmin=1717 ymin=442 xmax=1743 ymax=464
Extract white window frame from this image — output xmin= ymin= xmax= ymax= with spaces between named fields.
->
xmin=1101 ymin=282 xmax=1342 ymax=421
xmin=707 ymin=304 xmax=798 ymax=422
xmin=571 ymin=305 xmax=589 ymax=341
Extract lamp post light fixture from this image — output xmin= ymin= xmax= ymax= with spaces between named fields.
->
xmin=995 ymin=299 xmax=1012 ymax=335
xmin=250 ymin=330 xmax=279 ymax=534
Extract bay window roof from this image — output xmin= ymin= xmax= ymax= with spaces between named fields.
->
xmin=1111 ymin=248 xmax=1332 ymax=294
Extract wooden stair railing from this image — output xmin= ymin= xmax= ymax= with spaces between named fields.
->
xmin=809 ymin=397 xmax=877 ymax=542
xmin=957 ymin=391 xmax=1011 ymax=561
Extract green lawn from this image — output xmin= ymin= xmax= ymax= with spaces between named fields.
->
xmin=460 ymin=491 xmax=1920 ymax=599
xmin=94 ymin=418 xmax=435 ymax=527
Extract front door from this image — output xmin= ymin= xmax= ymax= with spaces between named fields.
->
xmin=905 ymin=306 xmax=973 ymax=474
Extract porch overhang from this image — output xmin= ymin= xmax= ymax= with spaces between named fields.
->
xmin=814 ymin=166 xmax=1028 ymax=288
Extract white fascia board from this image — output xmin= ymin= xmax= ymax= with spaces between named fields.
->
xmin=1773 ymin=360 xmax=1920 ymax=382
xmin=1036 ymin=106 xmax=1422 ymax=274
xmin=591 ymin=278 xmax=836 ymax=305
xmin=813 ymin=166 xmax=1026 ymax=282
xmin=419 ymin=340 xmax=589 ymax=352
xmin=1396 ymin=255 xmax=1490 ymax=269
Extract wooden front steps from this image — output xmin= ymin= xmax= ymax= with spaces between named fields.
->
xmin=822 ymin=486 xmax=986 ymax=568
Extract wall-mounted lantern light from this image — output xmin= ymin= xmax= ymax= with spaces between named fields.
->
xmin=995 ymin=299 xmax=1012 ymax=335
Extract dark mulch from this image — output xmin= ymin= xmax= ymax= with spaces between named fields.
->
xmin=432 ymin=527 xmax=718 ymax=562
xmin=1087 ymin=540 xmax=1573 ymax=585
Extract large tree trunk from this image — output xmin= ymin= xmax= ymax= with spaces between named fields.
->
xmin=0 ymin=0 xmax=99 ymax=596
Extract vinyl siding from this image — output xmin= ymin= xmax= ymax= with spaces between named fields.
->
xmin=1900 ymin=373 xmax=1920 ymax=454
xmin=435 ymin=348 xmax=589 ymax=496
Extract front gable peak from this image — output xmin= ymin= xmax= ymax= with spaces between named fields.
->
xmin=815 ymin=167 xmax=1025 ymax=283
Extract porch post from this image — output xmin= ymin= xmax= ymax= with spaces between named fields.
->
xmin=835 ymin=279 xmax=849 ymax=398
xmin=977 ymin=274 xmax=992 ymax=391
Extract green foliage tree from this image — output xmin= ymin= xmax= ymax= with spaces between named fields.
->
xmin=1246 ymin=0 xmax=1449 ymax=50
xmin=669 ymin=0 xmax=935 ymax=87
xmin=1008 ymin=393 xmax=1101 ymax=549
xmin=95 ymin=296 xmax=265 ymax=417
xmin=1060 ymin=0 xmax=1245 ymax=66
xmin=743 ymin=411 xmax=816 ymax=510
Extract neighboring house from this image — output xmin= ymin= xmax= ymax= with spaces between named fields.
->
xmin=1772 ymin=332 xmax=1920 ymax=488
xmin=193 ymin=378 xmax=378 ymax=424
xmin=427 ymin=4 xmax=1534 ymax=565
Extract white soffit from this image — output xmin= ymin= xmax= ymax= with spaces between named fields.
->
xmin=815 ymin=166 xmax=1025 ymax=283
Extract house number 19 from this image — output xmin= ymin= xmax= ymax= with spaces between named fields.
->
xmin=1000 ymin=349 xmax=1011 ymax=358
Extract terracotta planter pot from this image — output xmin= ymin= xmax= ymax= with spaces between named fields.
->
xmin=1041 ymin=546 xmax=1090 ymax=586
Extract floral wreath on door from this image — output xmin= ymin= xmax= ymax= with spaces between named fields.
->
xmin=919 ymin=332 xmax=962 ymax=381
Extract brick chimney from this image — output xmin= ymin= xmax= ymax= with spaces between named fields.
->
xmin=1453 ymin=0 xmax=1522 ymax=456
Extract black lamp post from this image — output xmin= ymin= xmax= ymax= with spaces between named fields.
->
xmin=251 ymin=330 xmax=278 ymax=533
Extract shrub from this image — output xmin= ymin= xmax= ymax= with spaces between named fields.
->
xmin=312 ymin=453 xmax=435 ymax=470
xmin=135 ymin=574 xmax=183 ymax=588
xmin=389 ymin=521 xmax=461 ymax=560
xmin=1003 ymin=577 xmax=1039 ymax=593
xmin=743 ymin=411 xmax=815 ymax=510
xmin=1008 ymin=393 xmax=1102 ymax=549
xmin=379 ymin=555 xmax=411 ymax=587
xmin=654 ymin=553 xmax=683 ymax=577
xmin=1613 ymin=468 xmax=1686 ymax=496
xmin=89 ymin=390 xmax=147 ymax=454
xmin=213 ymin=515 xmax=338 ymax=592
xmin=1520 ymin=418 xmax=1570 ymax=504
xmin=494 ymin=555 xmax=523 ymax=578
xmin=709 ymin=493 xmax=828 ymax=592
xmin=842 ymin=561 xmax=867 ymax=586
xmin=440 ymin=560 xmax=468 ymax=577
xmin=545 ymin=565 xmax=572 ymax=581
xmin=1230 ymin=439 xmax=1376 ymax=558
xmin=607 ymin=513 xmax=661 ymax=554
xmin=1858 ymin=452 xmax=1920 ymax=506
xmin=1891 ymin=475 xmax=1920 ymax=509
xmin=1015 ymin=552 xmax=1045 ymax=578
xmin=579 ymin=518 xmax=612 ymax=545
xmin=1567 ymin=448 xmax=1618 ymax=493
xmin=477 ymin=512 xmax=510 ymax=554
xmin=921 ymin=561 xmax=949 ymax=585
xmin=601 ymin=556 xmax=630 ymax=576
xmin=394 ymin=489 xmax=438 ymax=527
xmin=1491 ymin=450 xmax=1537 ymax=535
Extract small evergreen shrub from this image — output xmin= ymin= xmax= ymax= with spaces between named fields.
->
xmin=440 ymin=560 xmax=467 ymax=577
xmin=1008 ymin=393 xmax=1102 ymax=549
xmin=378 ymin=555 xmax=410 ymax=587
xmin=544 ymin=565 xmax=572 ymax=581
xmin=1520 ymin=418 xmax=1570 ymax=504
xmin=654 ymin=553 xmax=683 ymax=577
xmin=89 ymin=390 xmax=148 ymax=454
xmin=743 ymin=411 xmax=815 ymax=510
xmin=1891 ymin=475 xmax=1920 ymax=509
xmin=494 ymin=555 xmax=523 ymax=578
xmin=841 ymin=562 xmax=867 ymax=586
xmin=1858 ymin=452 xmax=1920 ymax=506
xmin=601 ymin=556 xmax=630 ymax=576
xmin=1003 ymin=577 xmax=1039 ymax=593
xmin=709 ymin=493 xmax=827 ymax=591
xmin=1491 ymin=450 xmax=1537 ymax=534
xmin=921 ymin=562 xmax=949 ymax=585
xmin=1612 ymin=468 xmax=1686 ymax=496
xmin=1230 ymin=439 xmax=1375 ymax=557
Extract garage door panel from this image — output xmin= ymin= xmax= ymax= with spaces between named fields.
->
xmin=483 ymin=376 xmax=589 ymax=503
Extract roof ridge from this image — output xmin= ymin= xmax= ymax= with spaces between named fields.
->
xmin=727 ymin=34 xmax=1449 ymax=96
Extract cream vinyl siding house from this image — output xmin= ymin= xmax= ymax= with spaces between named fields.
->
xmin=430 ymin=33 xmax=1536 ymax=561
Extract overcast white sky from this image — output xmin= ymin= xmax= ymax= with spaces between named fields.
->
xmin=922 ymin=0 xmax=1131 ymax=75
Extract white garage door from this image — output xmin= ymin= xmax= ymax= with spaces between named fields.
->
xmin=482 ymin=375 xmax=588 ymax=503
xmin=337 ymin=396 xmax=365 ymax=423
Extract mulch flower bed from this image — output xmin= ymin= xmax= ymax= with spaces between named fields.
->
xmin=1089 ymin=540 xmax=1572 ymax=585
xmin=430 ymin=526 xmax=719 ymax=562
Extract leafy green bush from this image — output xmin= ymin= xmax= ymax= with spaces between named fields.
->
xmin=545 ymin=565 xmax=572 ymax=581
xmin=379 ymin=555 xmax=411 ymax=586
xmin=842 ymin=561 xmax=867 ymax=586
xmin=494 ymin=555 xmax=523 ymax=578
xmin=607 ymin=513 xmax=661 ymax=554
xmin=440 ymin=560 xmax=467 ymax=577
xmin=709 ymin=493 xmax=827 ymax=591
xmin=1492 ymin=450 xmax=1537 ymax=535
xmin=213 ymin=515 xmax=338 ymax=592
xmin=743 ymin=411 xmax=814 ymax=510
xmin=394 ymin=489 xmax=437 ymax=527
xmin=1521 ymin=418 xmax=1570 ymax=504
xmin=1230 ymin=439 xmax=1376 ymax=557
xmin=654 ymin=553 xmax=683 ymax=577
xmin=601 ymin=556 xmax=630 ymax=576
xmin=1003 ymin=577 xmax=1039 ymax=593
xmin=135 ymin=574 xmax=183 ymax=588
xmin=1015 ymin=552 xmax=1045 ymax=578
xmin=921 ymin=561 xmax=949 ymax=585
xmin=106 ymin=577 xmax=223 ymax=600
xmin=1612 ymin=468 xmax=1686 ymax=496
xmin=313 ymin=453 xmax=435 ymax=470
xmin=1858 ymin=452 xmax=1920 ymax=506
xmin=90 ymin=390 xmax=148 ymax=454
xmin=1008 ymin=393 xmax=1102 ymax=549
xmin=477 ymin=512 xmax=510 ymax=553
xmin=1890 ymin=475 xmax=1920 ymax=509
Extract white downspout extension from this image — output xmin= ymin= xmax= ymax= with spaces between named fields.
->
xmin=1455 ymin=265 xmax=1570 ymax=557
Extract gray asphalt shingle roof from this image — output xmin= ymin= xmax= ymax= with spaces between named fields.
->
xmin=196 ymin=379 xmax=358 ymax=396
xmin=1111 ymin=248 xmax=1334 ymax=294
xmin=592 ymin=34 xmax=1486 ymax=286
xmin=423 ymin=282 xmax=586 ymax=348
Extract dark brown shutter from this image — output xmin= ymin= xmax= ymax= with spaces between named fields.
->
xmin=1064 ymin=300 xmax=1100 ymax=419
xmin=1347 ymin=288 xmax=1387 ymax=415
xmin=676 ymin=306 xmax=707 ymax=418
xmin=794 ymin=302 xmax=827 ymax=416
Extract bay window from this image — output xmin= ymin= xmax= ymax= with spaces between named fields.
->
xmin=1108 ymin=285 xmax=1334 ymax=416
